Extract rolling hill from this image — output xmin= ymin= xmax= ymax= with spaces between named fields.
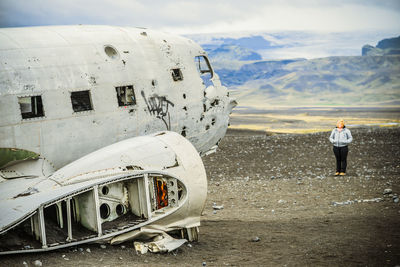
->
xmin=198 ymin=34 xmax=400 ymax=107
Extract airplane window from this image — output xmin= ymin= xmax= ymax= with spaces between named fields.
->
xmin=18 ymin=95 xmax=45 ymax=119
xmin=195 ymin=56 xmax=213 ymax=87
xmin=70 ymin=90 xmax=93 ymax=112
xmin=171 ymin=68 xmax=183 ymax=81
xmin=195 ymin=56 xmax=213 ymax=78
xmin=116 ymin=85 xmax=136 ymax=106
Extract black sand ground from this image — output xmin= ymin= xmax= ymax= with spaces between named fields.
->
xmin=1 ymin=127 xmax=399 ymax=266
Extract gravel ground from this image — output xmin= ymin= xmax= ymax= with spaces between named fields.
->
xmin=1 ymin=126 xmax=399 ymax=266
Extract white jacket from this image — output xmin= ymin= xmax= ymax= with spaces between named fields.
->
xmin=329 ymin=127 xmax=353 ymax=147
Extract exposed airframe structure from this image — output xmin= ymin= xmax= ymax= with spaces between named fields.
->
xmin=0 ymin=131 xmax=207 ymax=254
xmin=0 ymin=25 xmax=236 ymax=254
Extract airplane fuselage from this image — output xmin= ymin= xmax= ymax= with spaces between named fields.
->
xmin=0 ymin=25 xmax=234 ymax=169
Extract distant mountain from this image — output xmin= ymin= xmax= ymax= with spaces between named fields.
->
xmin=188 ymin=31 xmax=397 ymax=60
xmin=213 ymin=35 xmax=274 ymax=50
xmin=377 ymin=36 xmax=400 ymax=49
xmin=216 ymin=59 xmax=306 ymax=86
xmin=199 ymin=35 xmax=276 ymax=62
xmin=223 ymin=55 xmax=400 ymax=107
xmin=199 ymin=34 xmax=400 ymax=107
xmin=206 ymin=44 xmax=262 ymax=61
xmin=362 ymin=36 xmax=400 ymax=56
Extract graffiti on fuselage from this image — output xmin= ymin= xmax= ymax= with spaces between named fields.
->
xmin=141 ymin=91 xmax=175 ymax=130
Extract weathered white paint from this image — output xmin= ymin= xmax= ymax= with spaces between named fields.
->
xmin=0 ymin=25 xmax=236 ymax=169
xmin=0 ymin=131 xmax=208 ymax=254
xmin=0 ymin=25 xmax=235 ymax=255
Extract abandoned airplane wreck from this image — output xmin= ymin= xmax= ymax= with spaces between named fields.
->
xmin=0 ymin=25 xmax=236 ymax=254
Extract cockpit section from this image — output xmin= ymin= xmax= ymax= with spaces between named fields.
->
xmin=195 ymin=55 xmax=214 ymax=87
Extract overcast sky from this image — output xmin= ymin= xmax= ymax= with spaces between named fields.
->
xmin=0 ymin=0 xmax=399 ymax=35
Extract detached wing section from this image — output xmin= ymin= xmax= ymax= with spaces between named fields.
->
xmin=0 ymin=131 xmax=207 ymax=254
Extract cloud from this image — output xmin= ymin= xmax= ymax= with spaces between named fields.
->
xmin=0 ymin=0 xmax=399 ymax=34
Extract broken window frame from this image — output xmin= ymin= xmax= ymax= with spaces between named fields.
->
xmin=18 ymin=95 xmax=45 ymax=119
xmin=115 ymin=85 xmax=136 ymax=107
xmin=195 ymin=56 xmax=213 ymax=78
xmin=171 ymin=68 xmax=183 ymax=81
xmin=70 ymin=90 xmax=93 ymax=113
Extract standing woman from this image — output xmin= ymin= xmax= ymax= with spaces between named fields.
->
xmin=329 ymin=119 xmax=353 ymax=176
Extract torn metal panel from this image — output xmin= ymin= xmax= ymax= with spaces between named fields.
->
xmin=0 ymin=132 xmax=207 ymax=255
xmin=116 ymin=228 xmax=188 ymax=253
xmin=137 ymin=233 xmax=187 ymax=253
xmin=0 ymin=148 xmax=40 ymax=169
xmin=0 ymin=158 xmax=56 ymax=180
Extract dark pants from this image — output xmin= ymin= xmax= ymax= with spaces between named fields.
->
xmin=333 ymin=146 xmax=348 ymax=173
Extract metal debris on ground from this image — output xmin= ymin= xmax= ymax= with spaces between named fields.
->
xmin=133 ymin=232 xmax=187 ymax=254
xmin=212 ymin=203 xmax=224 ymax=210
xmin=383 ymin=188 xmax=393 ymax=195
xmin=134 ymin=242 xmax=148 ymax=254
xmin=33 ymin=260 xmax=42 ymax=267
xmin=332 ymin=198 xmax=383 ymax=206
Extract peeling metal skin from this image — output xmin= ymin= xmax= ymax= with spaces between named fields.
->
xmin=0 ymin=25 xmax=236 ymax=254
xmin=0 ymin=25 xmax=236 ymax=169
xmin=0 ymin=148 xmax=40 ymax=169
xmin=0 ymin=132 xmax=207 ymax=254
